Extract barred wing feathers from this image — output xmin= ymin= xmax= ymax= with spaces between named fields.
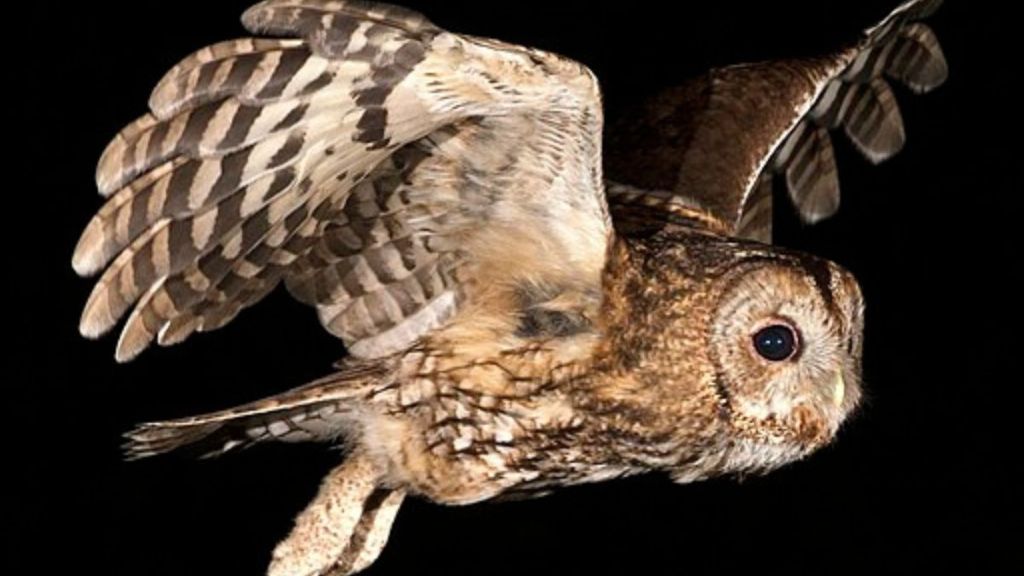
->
xmin=74 ymin=0 xmax=610 ymax=362
xmin=606 ymin=0 xmax=947 ymax=243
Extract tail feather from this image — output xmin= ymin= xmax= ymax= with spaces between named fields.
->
xmin=123 ymin=362 xmax=389 ymax=459
xmin=123 ymin=401 xmax=345 ymax=460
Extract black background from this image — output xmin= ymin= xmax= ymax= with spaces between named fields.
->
xmin=23 ymin=1 xmax=1011 ymax=574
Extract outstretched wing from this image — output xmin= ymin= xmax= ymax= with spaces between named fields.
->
xmin=74 ymin=0 xmax=610 ymax=362
xmin=605 ymin=0 xmax=946 ymax=242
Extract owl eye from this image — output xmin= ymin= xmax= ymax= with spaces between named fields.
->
xmin=752 ymin=324 xmax=799 ymax=361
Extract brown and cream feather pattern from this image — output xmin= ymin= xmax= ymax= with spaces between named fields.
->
xmin=72 ymin=2 xmax=947 ymax=575
xmin=75 ymin=0 xmax=610 ymax=363
xmin=606 ymin=0 xmax=947 ymax=243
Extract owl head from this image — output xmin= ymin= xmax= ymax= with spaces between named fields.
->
xmin=617 ymin=234 xmax=865 ymax=480
xmin=702 ymin=249 xmax=865 ymax=475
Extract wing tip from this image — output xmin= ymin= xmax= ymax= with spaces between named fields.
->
xmin=844 ymin=81 xmax=907 ymax=165
xmin=115 ymin=318 xmax=153 ymax=364
xmin=793 ymin=183 xmax=841 ymax=225
xmin=148 ymin=78 xmax=179 ymax=121
xmin=856 ymin=132 xmax=906 ymax=165
xmin=799 ymin=203 xmax=840 ymax=226
xmin=94 ymin=113 xmax=162 ymax=196
xmin=78 ymin=323 xmax=104 ymax=341
xmin=897 ymin=23 xmax=949 ymax=94
xmin=114 ymin=348 xmax=141 ymax=364
xmin=72 ymin=219 xmax=107 ymax=277
xmin=95 ymin=139 xmax=126 ymax=198
xmin=79 ymin=289 xmax=117 ymax=341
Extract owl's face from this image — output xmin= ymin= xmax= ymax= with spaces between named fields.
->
xmin=706 ymin=254 xmax=865 ymax=474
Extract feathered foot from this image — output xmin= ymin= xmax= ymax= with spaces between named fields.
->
xmin=269 ymin=451 xmax=406 ymax=576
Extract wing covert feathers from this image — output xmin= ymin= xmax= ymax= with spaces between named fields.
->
xmin=606 ymin=0 xmax=947 ymax=242
xmin=75 ymin=1 xmax=609 ymax=362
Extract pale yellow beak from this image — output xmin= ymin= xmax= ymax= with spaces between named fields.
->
xmin=832 ymin=371 xmax=846 ymax=408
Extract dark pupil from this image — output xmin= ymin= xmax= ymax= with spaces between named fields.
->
xmin=753 ymin=325 xmax=797 ymax=361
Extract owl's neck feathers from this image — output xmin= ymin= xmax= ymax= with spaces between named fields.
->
xmin=572 ymin=232 xmax=735 ymax=474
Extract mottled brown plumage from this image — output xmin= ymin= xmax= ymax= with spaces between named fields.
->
xmin=74 ymin=1 xmax=946 ymax=574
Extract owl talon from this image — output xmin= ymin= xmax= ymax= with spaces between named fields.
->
xmin=269 ymin=451 xmax=405 ymax=576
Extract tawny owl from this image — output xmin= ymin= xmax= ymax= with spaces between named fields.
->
xmin=73 ymin=1 xmax=947 ymax=574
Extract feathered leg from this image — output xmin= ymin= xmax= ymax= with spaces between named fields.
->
xmin=269 ymin=451 xmax=406 ymax=576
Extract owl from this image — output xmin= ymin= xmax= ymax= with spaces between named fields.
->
xmin=73 ymin=1 xmax=947 ymax=574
